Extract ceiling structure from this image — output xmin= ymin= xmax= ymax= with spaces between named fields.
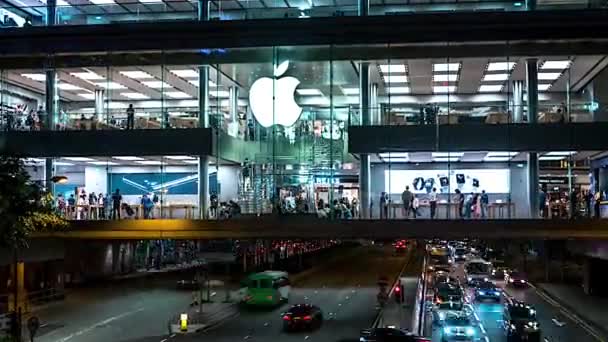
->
xmin=371 ymin=150 xmax=602 ymax=164
xmin=6 ymin=55 xmax=606 ymax=110
xmin=22 ymin=155 xmax=230 ymax=167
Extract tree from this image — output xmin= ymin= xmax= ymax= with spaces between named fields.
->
xmin=0 ymin=156 xmax=68 ymax=341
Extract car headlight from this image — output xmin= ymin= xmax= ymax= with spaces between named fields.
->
xmin=492 ymin=270 xmax=496 ymax=275
xmin=493 ymin=291 xmax=501 ymax=296
xmin=483 ymin=277 xmax=489 ymax=281
xmin=467 ymin=277 xmax=472 ymax=282
xmin=443 ymin=327 xmax=451 ymax=334
xmin=429 ymin=266 xmax=435 ymax=270
xmin=439 ymin=312 xmax=446 ymax=320
xmin=529 ymin=309 xmax=536 ymax=315
xmin=510 ymin=324 xmax=517 ymax=331
xmin=509 ymin=278 xmax=514 ymax=283
xmin=465 ymin=327 xmax=475 ymax=336
xmin=520 ymin=279 xmax=526 ymax=283
xmin=477 ymin=291 xmax=486 ymax=296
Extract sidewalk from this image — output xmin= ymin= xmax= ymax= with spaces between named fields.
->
xmin=169 ymin=302 xmax=239 ymax=333
xmin=537 ymin=283 xmax=608 ymax=341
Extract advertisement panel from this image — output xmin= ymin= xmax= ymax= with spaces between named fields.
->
xmin=385 ymin=169 xmax=510 ymax=194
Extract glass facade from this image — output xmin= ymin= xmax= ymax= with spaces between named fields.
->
xmin=2 ymin=44 xmax=608 ymax=221
xmin=0 ymin=0 xmax=605 ymax=28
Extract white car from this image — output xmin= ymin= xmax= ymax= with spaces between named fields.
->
xmin=464 ymin=259 xmax=491 ymax=285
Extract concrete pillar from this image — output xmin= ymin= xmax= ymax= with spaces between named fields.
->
xmin=358 ymin=0 xmax=368 ymax=16
xmin=94 ymin=89 xmax=104 ymax=121
xmin=527 ymin=153 xmax=539 ymax=218
xmin=526 ymin=0 xmax=536 ymax=10
xmin=46 ymin=0 xmax=56 ymax=26
xmin=45 ymin=158 xmax=54 ymax=196
xmin=370 ymin=83 xmax=379 ymax=125
xmin=198 ymin=65 xmax=210 ymax=219
xmin=229 ymin=86 xmax=239 ymax=124
xmin=8 ymin=262 xmax=26 ymax=312
xmin=512 ymin=80 xmax=524 ymax=123
xmin=45 ymin=69 xmax=57 ymax=130
xmin=526 ymin=58 xmax=538 ymax=124
xmin=198 ymin=0 xmax=210 ymax=21
xmin=359 ymin=62 xmax=371 ymax=218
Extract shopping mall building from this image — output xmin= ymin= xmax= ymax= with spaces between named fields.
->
xmin=1 ymin=1 xmax=608 ymax=222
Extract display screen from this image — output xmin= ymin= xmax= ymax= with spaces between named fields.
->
xmin=384 ymin=169 xmax=510 ymax=194
xmin=109 ymin=172 xmax=218 ymax=195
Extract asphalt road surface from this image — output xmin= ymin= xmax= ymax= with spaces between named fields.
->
xmin=424 ymin=259 xmax=600 ymax=342
xmin=32 ymin=243 xmax=412 ymax=342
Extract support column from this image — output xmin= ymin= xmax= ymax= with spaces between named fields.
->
xmin=359 ymin=62 xmax=371 ymax=218
xmin=512 ymin=80 xmax=523 ymax=123
xmin=45 ymin=69 xmax=57 ymax=130
xmin=229 ymin=86 xmax=239 ymax=124
xmin=526 ymin=58 xmax=538 ymax=124
xmin=198 ymin=0 xmax=210 ymax=21
xmin=94 ymin=89 xmax=104 ymax=122
xmin=45 ymin=159 xmax=54 ymax=196
xmin=370 ymin=83 xmax=379 ymax=125
xmin=358 ymin=0 xmax=368 ymax=16
xmin=198 ymin=66 xmax=210 ymax=219
xmin=46 ymin=0 xmax=56 ymax=26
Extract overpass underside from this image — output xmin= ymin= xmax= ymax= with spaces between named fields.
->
xmin=33 ymin=218 xmax=608 ymax=240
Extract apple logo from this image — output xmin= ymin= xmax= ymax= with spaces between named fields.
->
xmin=249 ymin=60 xmax=302 ymax=128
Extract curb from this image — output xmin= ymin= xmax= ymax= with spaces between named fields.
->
xmin=530 ymin=283 xmax=608 ymax=342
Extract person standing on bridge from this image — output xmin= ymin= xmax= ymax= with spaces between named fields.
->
xmin=111 ymin=188 xmax=122 ymax=220
xmin=401 ymin=186 xmax=413 ymax=218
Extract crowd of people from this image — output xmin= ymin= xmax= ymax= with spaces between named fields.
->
xmin=316 ymin=197 xmax=359 ymax=219
xmin=538 ymin=185 xmax=603 ymax=219
xmin=395 ymin=186 xmax=490 ymax=219
xmin=56 ymin=188 xmax=162 ymax=220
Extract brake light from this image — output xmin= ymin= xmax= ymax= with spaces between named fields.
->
xmin=283 ymin=315 xmax=291 ymax=321
xmin=394 ymin=286 xmax=401 ymax=292
xmin=303 ymin=315 xmax=312 ymax=321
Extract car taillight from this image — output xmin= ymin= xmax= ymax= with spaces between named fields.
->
xmin=267 ymin=295 xmax=273 ymax=300
xmin=303 ymin=315 xmax=312 ymax=321
xmin=394 ymin=286 xmax=401 ymax=292
xmin=283 ymin=315 xmax=291 ymax=321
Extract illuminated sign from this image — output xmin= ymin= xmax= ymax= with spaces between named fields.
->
xmin=249 ymin=60 xmax=302 ymax=128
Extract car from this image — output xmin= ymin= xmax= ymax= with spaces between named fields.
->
xmin=502 ymin=301 xmax=541 ymax=342
xmin=473 ymin=281 xmax=501 ymax=302
xmin=505 ymin=271 xmax=528 ymax=287
xmin=433 ymin=271 xmax=459 ymax=287
xmin=431 ymin=299 xmax=468 ymax=325
xmin=440 ymin=312 xmax=476 ymax=342
xmin=433 ymin=282 xmax=463 ymax=305
xmin=428 ymin=254 xmax=452 ymax=273
xmin=465 ymin=259 xmax=491 ymax=285
xmin=394 ymin=240 xmax=408 ymax=254
xmin=490 ymin=261 xmax=511 ymax=279
xmin=360 ymin=327 xmax=431 ymax=341
xmin=282 ymin=304 xmax=323 ymax=332
xmin=451 ymin=247 xmax=468 ymax=262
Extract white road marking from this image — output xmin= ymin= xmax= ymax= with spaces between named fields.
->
xmin=160 ymin=339 xmax=167 ymax=342
xmin=54 ymin=307 xmax=144 ymax=342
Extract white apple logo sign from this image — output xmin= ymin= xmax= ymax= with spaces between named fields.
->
xmin=249 ymin=60 xmax=302 ymax=128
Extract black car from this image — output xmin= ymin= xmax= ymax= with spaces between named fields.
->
xmin=360 ymin=328 xmax=431 ymax=342
xmin=473 ymin=281 xmax=501 ymax=302
xmin=491 ymin=261 xmax=511 ymax=279
xmin=502 ymin=301 xmax=541 ymax=342
xmin=282 ymin=304 xmax=323 ymax=331
xmin=434 ymin=283 xmax=463 ymax=304
xmin=505 ymin=271 xmax=528 ymax=287
xmin=433 ymin=272 xmax=459 ymax=287
xmin=452 ymin=247 xmax=468 ymax=262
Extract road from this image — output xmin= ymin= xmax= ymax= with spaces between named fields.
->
xmin=422 ymin=260 xmax=601 ymax=342
xmin=32 ymin=243 xmax=412 ymax=342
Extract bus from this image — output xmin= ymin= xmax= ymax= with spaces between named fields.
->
xmin=240 ymin=271 xmax=291 ymax=307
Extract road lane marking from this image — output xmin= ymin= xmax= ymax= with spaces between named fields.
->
xmin=160 ymin=339 xmax=167 ymax=342
xmin=54 ymin=307 xmax=144 ymax=342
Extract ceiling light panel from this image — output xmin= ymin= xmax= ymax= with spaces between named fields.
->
xmin=63 ymin=157 xmax=95 ymax=161
xmin=433 ymin=63 xmax=460 ymax=72
xmin=433 ymin=157 xmax=461 ymax=162
xmin=121 ymin=92 xmax=150 ymax=100
xmin=384 ymin=75 xmax=408 ymax=83
xmin=113 ymin=156 xmax=144 ymax=160
xmin=486 ymin=152 xmax=518 ymax=157
xmin=379 ymin=64 xmax=406 ymax=73
xmin=89 ymin=0 xmax=115 ymax=4
xmin=171 ymin=69 xmax=199 ymax=78
xmin=183 ymin=160 xmax=199 ymax=164
xmin=95 ymin=82 xmax=127 ymax=89
xmin=487 ymin=62 xmax=516 ymax=71
xmin=479 ymin=85 xmax=503 ymax=92
xmin=296 ymin=89 xmax=323 ymax=96
xmin=21 ymin=73 xmax=46 ymax=81
xmin=165 ymin=91 xmax=192 ymax=99
xmin=541 ymin=60 xmax=571 ymax=70
xmin=188 ymin=80 xmax=217 ymax=87
xmin=142 ymin=81 xmax=172 ymax=89
xmin=545 ymin=151 xmax=576 ymax=156
xmin=119 ymin=71 xmax=154 ymax=79
xmin=57 ymin=83 xmax=82 ymax=91
xmin=165 ymin=155 xmax=197 ymax=160
xmin=539 ymin=156 xmax=566 ymax=161
xmin=210 ymin=90 xmax=230 ymax=98
xmin=538 ymin=73 xmax=562 ymax=80
xmin=70 ymin=71 xmax=104 ymax=80
xmin=379 ymin=152 xmax=409 ymax=158
xmin=387 ymin=87 xmax=410 ymax=94
xmin=433 ymin=74 xmax=458 ymax=82
xmin=483 ymin=156 xmax=511 ymax=162
xmin=78 ymin=93 xmax=95 ymax=99
xmin=88 ymin=161 xmax=120 ymax=165
xmin=383 ymin=158 xmax=409 ymax=163
xmin=482 ymin=74 xmax=510 ymax=81
xmin=433 ymin=86 xmax=456 ymax=93
xmin=432 ymin=152 xmax=464 ymax=157
xmin=342 ymin=88 xmax=359 ymax=95
xmin=538 ymin=84 xmax=552 ymax=91
xmin=136 ymin=160 xmax=165 ymax=165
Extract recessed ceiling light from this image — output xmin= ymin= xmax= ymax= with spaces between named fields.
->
xmin=54 ymin=162 xmax=74 ymax=166
xmin=296 ymin=89 xmax=323 ymax=96
xmin=139 ymin=0 xmax=164 ymax=3
xmin=483 ymin=156 xmax=511 ymax=162
xmin=487 ymin=62 xmax=516 ymax=71
xmin=545 ymin=151 xmax=576 ymax=156
xmin=342 ymin=88 xmax=359 ymax=95
xmin=483 ymin=74 xmax=510 ymax=81
xmin=24 ymin=158 xmax=45 ymax=163
xmin=433 ymin=74 xmax=458 ymax=82
xmin=58 ymin=83 xmax=82 ymax=91
xmin=89 ymin=0 xmax=115 ymax=4
xmin=432 ymin=157 xmax=461 ymax=162
xmin=387 ymin=87 xmax=410 ymax=94
xmin=433 ymin=63 xmax=460 ymax=72
xmin=383 ymin=157 xmax=409 ymax=163
xmin=63 ymin=157 xmax=96 ymax=161
xmin=384 ymin=75 xmax=408 ymax=83
xmin=432 ymin=152 xmax=464 ymax=157
xmin=182 ymin=160 xmax=199 ymax=164
xmin=78 ymin=93 xmax=96 ymax=99
xmin=433 ymin=86 xmax=456 ymax=93
xmin=209 ymin=90 xmax=230 ymax=98
xmin=538 ymin=84 xmax=552 ymax=91
xmin=142 ymin=81 xmax=172 ymax=89
xmin=538 ymin=73 xmax=562 ymax=80
xmin=539 ymin=156 xmax=566 ymax=161
xmin=541 ymin=60 xmax=571 ymax=70
xmin=119 ymin=71 xmax=154 ymax=79
xmin=379 ymin=152 xmax=409 ymax=158
xmin=379 ymin=64 xmax=406 ymax=73
xmin=70 ymin=71 xmax=104 ymax=80
xmin=136 ymin=160 xmax=165 ymax=165
xmin=113 ymin=156 xmax=145 ymax=160
xmin=21 ymin=73 xmax=46 ymax=81
xmin=188 ymin=80 xmax=217 ymax=87
xmin=87 ymin=161 xmax=120 ymax=165
xmin=165 ymin=91 xmax=192 ymax=99
xmin=171 ymin=69 xmax=199 ymax=78
xmin=165 ymin=155 xmax=197 ymax=160
xmin=479 ymin=85 xmax=503 ymax=92
xmin=121 ymin=92 xmax=150 ymax=100
xmin=95 ymin=82 xmax=127 ymax=89
xmin=486 ymin=152 xmax=517 ymax=157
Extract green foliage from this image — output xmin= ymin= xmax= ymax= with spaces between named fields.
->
xmin=0 ymin=156 xmax=68 ymax=250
